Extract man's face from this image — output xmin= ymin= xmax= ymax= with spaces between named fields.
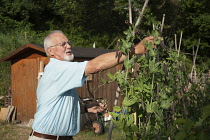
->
xmin=48 ymin=33 xmax=74 ymax=61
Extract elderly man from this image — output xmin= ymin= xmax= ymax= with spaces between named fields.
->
xmin=29 ymin=30 xmax=154 ymax=140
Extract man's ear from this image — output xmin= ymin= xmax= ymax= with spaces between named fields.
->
xmin=47 ymin=47 xmax=54 ymax=56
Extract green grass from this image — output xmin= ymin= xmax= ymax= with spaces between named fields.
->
xmin=0 ymin=120 xmax=126 ymax=140
xmin=74 ymin=122 xmax=126 ymax=140
xmin=0 ymin=121 xmax=31 ymax=140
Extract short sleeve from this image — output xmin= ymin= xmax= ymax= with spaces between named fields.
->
xmin=38 ymin=59 xmax=88 ymax=96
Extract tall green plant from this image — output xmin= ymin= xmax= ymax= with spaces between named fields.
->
xmin=105 ymin=25 xmax=209 ymax=139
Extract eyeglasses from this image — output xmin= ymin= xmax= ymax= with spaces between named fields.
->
xmin=50 ymin=40 xmax=71 ymax=48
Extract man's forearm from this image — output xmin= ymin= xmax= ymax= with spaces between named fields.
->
xmin=85 ymin=51 xmax=127 ymax=75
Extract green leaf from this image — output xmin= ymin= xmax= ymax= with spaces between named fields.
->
xmin=201 ymin=104 xmax=210 ymax=121
xmin=138 ymin=114 xmax=143 ymax=118
xmin=137 ymin=54 xmax=146 ymax=63
xmin=111 ymin=118 xmax=122 ymax=130
xmin=148 ymin=49 xmax=155 ymax=57
xmin=160 ymin=92 xmax=168 ymax=99
xmin=127 ymin=114 xmax=134 ymax=126
xmin=149 ymin=59 xmax=157 ymax=73
xmin=154 ymin=38 xmax=161 ymax=45
xmin=124 ymin=58 xmax=133 ymax=70
xmin=143 ymin=88 xmax=151 ymax=93
xmin=154 ymin=109 xmax=163 ymax=121
xmin=101 ymin=78 xmax=108 ymax=84
xmin=175 ymin=131 xmax=187 ymax=140
xmin=131 ymin=124 xmax=139 ymax=132
xmin=153 ymin=30 xmax=160 ymax=37
xmin=112 ymin=117 xmax=125 ymax=130
xmin=109 ymin=112 xmax=119 ymax=118
xmin=160 ymin=99 xmax=172 ymax=109
xmin=146 ymin=41 xmax=153 ymax=50
xmin=121 ymin=39 xmax=132 ymax=49
xmin=106 ymin=72 xmax=115 ymax=81
xmin=122 ymin=96 xmax=138 ymax=107
xmin=146 ymin=101 xmax=157 ymax=113
xmin=113 ymin=106 xmax=122 ymax=112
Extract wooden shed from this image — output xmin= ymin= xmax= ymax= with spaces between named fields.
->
xmin=0 ymin=43 xmax=123 ymax=123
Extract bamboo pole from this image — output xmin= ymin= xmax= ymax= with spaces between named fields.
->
xmin=189 ymin=45 xmax=195 ymax=82
xmin=190 ymin=38 xmax=200 ymax=83
xmin=174 ymin=34 xmax=177 ymax=51
xmin=160 ymin=14 xmax=165 ymax=34
xmin=128 ymin=0 xmax=132 ymax=24
xmin=135 ymin=0 xmax=150 ymax=28
xmin=24 ymin=32 xmax=28 ymax=44
xmin=178 ymin=31 xmax=183 ymax=57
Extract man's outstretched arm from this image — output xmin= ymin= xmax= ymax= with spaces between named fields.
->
xmin=84 ymin=36 xmax=154 ymax=76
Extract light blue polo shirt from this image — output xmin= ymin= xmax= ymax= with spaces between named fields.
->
xmin=32 ymin=58 xmax=88 ymax=136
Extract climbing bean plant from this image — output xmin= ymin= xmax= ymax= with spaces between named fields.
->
xmin=105 ymin=25 xmax=210 ymax=140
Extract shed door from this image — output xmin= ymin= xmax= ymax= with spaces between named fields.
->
xmin=11 ymin=58 xmax=38 ymax=123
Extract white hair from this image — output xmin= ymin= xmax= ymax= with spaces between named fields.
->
xmin=44 ymin=30 xmax=64 ymax=56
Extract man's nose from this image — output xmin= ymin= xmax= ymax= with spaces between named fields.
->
xmin=66 ymin=43 xmax=71 ymax=49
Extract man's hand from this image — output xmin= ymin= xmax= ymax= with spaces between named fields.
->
xmin=134 ymin=36 xmax=155 ymax=55
xmin=87 ymin=103 xmax=107 ymax=113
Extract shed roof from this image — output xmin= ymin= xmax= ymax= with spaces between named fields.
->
xmin=0 ymin=43 xmax=115 ymax=62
